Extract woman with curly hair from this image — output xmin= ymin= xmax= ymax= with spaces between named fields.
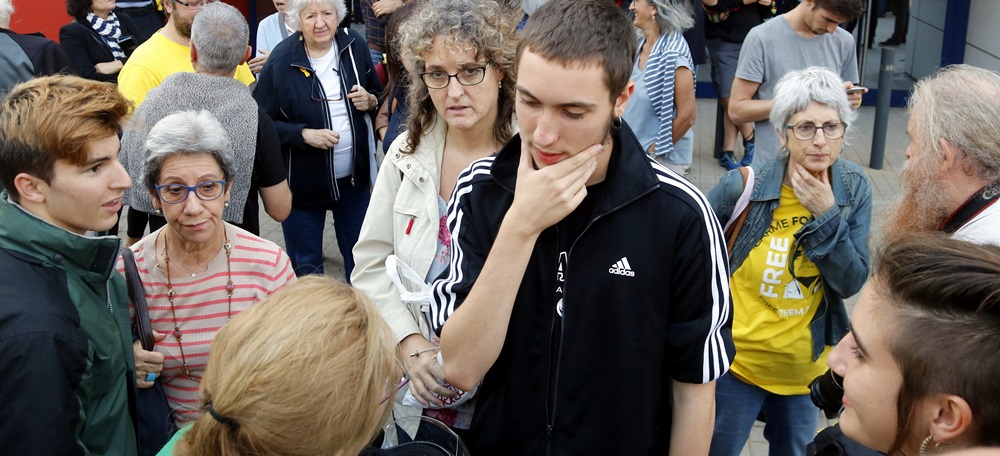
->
xmin=351 ymin=0 xmax=517 ymax=441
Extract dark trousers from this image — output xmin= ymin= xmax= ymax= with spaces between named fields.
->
xmin=281 ymin=176 xmax=370 ymax=281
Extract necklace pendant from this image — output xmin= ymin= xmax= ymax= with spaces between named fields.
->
xmin=166 ymin=289 xmax=175 ymax=299
xmin=190 ymin=272 xmax=197 ymax=278
xmin=225 ymin=281 xmax=234 ymax=292
xmin=173 ymin=328 xmax=183 ymax=341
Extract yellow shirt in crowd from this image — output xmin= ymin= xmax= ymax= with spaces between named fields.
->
xmin=729 ymin=184 xmax=830 ymax=396
xmin=118 ymin=32 xmax=255 ymax=109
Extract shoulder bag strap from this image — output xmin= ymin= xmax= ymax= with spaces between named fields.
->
xmin=724 ymin=166 xmax=754 ymax=256
xmin=122 ymin=247 xmax=155 ymax=351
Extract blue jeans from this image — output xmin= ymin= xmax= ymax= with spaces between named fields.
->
xmin=660 ymin=127 xmax=694 ymax=167
xmin=281 ymin=177 xmax=370 ymax=280
xmin=709 ymin=374 xmax=819 ymax=456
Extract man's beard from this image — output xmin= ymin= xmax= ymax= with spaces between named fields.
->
xmin=881 ymin=155 xmax=952 ymax=239
xmin=174 ymin=15 xmax=192 ymax=38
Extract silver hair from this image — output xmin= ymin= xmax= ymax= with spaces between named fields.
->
xmin=649 ymin=0 xmax=693 ymax=34
xmin=285 ymin=0 xmax=346 ymax=31
xmin=0 ymin=0 xmax=13 ymax=27
xmin=143 ymin=110 xmax=237 ymax=194
xmin=770 ymin=66 xmax=857 ymax=158
xmin=908 ymin=64 xmax=1000 ymax=184
xmin=190 ymin=2 xmax=249 ymax=73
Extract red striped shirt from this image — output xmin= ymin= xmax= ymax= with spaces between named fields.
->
xmin=118 ymin=224 xmax=295 ymax=425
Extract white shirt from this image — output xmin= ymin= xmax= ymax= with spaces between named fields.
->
xmin=310 ymin=46 xmax=354 ymax=178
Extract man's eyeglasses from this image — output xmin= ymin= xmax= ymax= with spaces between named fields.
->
xmin=420 ymin=64 xmax=491 ymax=90
xmin=785 ymin=122 xmax=847 ymax=141
xmin=155 ymin=180 xmax=227 ymax=204
xmin=174 ymin=0 xmax=217 ymax=10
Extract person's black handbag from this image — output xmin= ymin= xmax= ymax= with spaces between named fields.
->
xmin=122 ymin=247 xmax=176 ymax=456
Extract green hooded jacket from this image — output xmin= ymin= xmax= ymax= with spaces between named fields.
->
xmin=0 ymin=193 xmax=138 ymax=455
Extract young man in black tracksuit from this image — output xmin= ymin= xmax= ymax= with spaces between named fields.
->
xmin=428 ymin=0 xmax=735 ymax=454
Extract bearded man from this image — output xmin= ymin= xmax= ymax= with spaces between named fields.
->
xmin=884 ymin=64 xmax=1000 ymax=244
xmin=117 ymin=0 xmax=255 ymax=108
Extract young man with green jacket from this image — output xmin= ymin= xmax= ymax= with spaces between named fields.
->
xmin=0 ymin=75 xmax=138 ymax=455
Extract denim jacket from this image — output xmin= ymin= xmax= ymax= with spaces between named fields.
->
xmin=707 ymin=158 xmax=872 ymax=360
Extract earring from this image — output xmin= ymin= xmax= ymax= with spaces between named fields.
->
xmin=919 ymin=435 xmax=950 ymax=456
xmin=224 ymin=201 xmax=230 ymax=208
xmin=498 ymin=80 xmax=502 ymax=89
xmin=612 ymin=116 xmax=623 ymax=128
xmin=154 ymin=208 xmax=162 ymax=216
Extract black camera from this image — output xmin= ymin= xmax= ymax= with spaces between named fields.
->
xmin=809 ymin=369 xmax=844 ymax=419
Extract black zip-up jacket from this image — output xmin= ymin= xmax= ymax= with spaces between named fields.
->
xmin=431 ymin=124 xmax=735 ymax=455
xmin=253 ymin=28 xmax=382 ymax=209
xmin=59 ymin=13 xmax=148 ymax=83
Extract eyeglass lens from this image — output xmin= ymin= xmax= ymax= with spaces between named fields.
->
xmin=157 ymin=181 xmax=226 ymax=204
xmin=790 ymin=122 xmax=845 ymax=140
xmin=177 ymin=0 xmax=215 ymax=9
xmin=422 ymin=67 xmax=487 ymax=89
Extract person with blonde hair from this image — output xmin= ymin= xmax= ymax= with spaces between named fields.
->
xmin=158 ymin=275 xmax=401 ymax=455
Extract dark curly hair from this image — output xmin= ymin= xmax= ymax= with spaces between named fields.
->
xmin=66 ymin=0 xmax=99 ymax=20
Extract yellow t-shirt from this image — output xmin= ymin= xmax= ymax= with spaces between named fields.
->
xmin=117 ymin=32 xmax=255 ymax=109
xmin=729 ymin=184 xmax=830 ymax=395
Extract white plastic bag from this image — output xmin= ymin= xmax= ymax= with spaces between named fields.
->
xmin=384 ymin=255 xmax=478 ymax=409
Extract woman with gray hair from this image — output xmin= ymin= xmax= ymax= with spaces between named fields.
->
xmin=253 ymin=0 xmax=382 ymax=280
xmin=622 ymin=0 xmax=696 ymax=175
xmin=705 ymin=66 xmax=872 ymax=456
xmin=123 ymin=110 xmax=296 ymax=433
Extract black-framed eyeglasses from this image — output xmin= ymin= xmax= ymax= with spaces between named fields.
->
xmin=309 ymin=70 xmax=343 ymax=102
xmin=155 ymin=180 xmax=227 ymax=204
xmin=174 ymin=0 xmax=217 ymax=10
xmin=785 ymin=122 xmax=847 ymax=141
xmin=420 ymin=64 xmax=490 ymax=90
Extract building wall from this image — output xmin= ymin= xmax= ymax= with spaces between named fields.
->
xmin=904 ymin=0 xmax=946 ymax=81
xmin=7 ymin=0 xmax=69 ymax=41
xmin=965 ymin=0 xmax=1000 ymax=71
xmin=8 ymin=0 xmax=252 ymax=43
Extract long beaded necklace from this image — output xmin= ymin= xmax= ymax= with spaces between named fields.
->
xmin=163 ymin=229 xmax=234 ymax=381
